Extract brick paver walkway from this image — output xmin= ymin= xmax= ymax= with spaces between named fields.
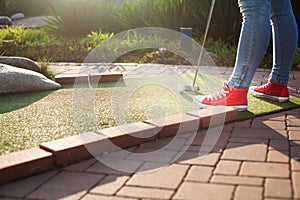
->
xmin=0 ymin=109 xmax=300 ymax=200
xmin=1 ymin=64 xmax=300 ymax=200
xmin=49 ymin=63 xmax=300 ymax=98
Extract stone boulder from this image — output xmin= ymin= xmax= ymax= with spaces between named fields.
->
xmin=0 ymin=56 xmax=40 ymax=72
xmin=0 ymin=16 xmax=12 ymax=26
xmin=0 ymin=64 xmax=61 ymax=94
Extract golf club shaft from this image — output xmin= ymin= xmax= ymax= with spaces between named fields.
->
xmin=192 ymin=0 xmax=216 ymax=87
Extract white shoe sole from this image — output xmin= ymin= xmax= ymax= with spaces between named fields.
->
xmin=193 ymin=97 xmax=248 ymax=112
xmin=249 ymin=86 xmax=289 ymax=102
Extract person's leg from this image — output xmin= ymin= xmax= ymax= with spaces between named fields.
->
xmin=194 ymin=0 xmax=272 ymax=111
xmin=227 ymin=0 xmax=272 ymax=88
xmin=269 ymin=0 xmax=298 ymax=85
xmin=249 ymin=0 xmax=298 ymax=102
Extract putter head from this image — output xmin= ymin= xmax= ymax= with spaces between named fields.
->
xmin=177 ymin=84 xmax=200 ymax=92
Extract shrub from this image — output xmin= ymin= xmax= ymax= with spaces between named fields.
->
xmin=0 ymin=0 xmax=51 ymax=16
xmin=116 ymin=0 xmax=196 ymax=31
xmin=0 ymin=26 xmax=61 ymax=46
xmin=46 ymin=0 xmax=117 ymax=37
xmin=47 ymin=0 xmax=242 ymax=44
xmin=80 ymin=30 xmax=114 ymax=50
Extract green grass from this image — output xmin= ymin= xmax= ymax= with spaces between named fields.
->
xmin=0 ymin=75 xmax=197 ymax=155
xmin=238 ymin=95 xmax=300 ymax=120
xmin=0 ymin=74 xmax=299 ymax=155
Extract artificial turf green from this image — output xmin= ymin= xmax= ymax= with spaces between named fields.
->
xmin=0 ymin=74 xmax=299 ymax=155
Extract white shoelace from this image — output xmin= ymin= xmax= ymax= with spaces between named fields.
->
xmin=206 ymin=89 xmax=229 ymax=101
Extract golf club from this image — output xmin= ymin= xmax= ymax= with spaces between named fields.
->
xmin=178 ymin=0 xmax=216 ymax=92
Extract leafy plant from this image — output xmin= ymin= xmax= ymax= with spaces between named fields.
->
xmin=37 ymin=57 xmax=56 ymax=80
xmin=0 ymin=26 xmax=62 ymax=46
xmin=0 ymin=26 xmax=24 ymax=41
xmin=81 ymin=30 xmax=114 ymax=50
xmin=205 ymin=38 xmax=237 ymax=67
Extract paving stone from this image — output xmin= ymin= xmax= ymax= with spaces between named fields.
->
xmin=55 ymin=72 xmax=123 ymax=84
xmin=187 ymin=106 xmax=238 ymax=128
xmin=87 ymin=162 xmax=129 ymax=176
xmin=173 ymin=182 xmax=234 ymax=200
xmin=86 ymin=157 xmax=142 ymax=175
xmin=287 ymin=116 xmax=300 ymax=127
xmin=228 ymin=120 xmax=251 ymax=128
xmin=240 ymin=162 xmax=290 ymax=178
xmin=255 ymin=112 xmax=286 ymax=121
xmin=231 ymin=128 xmax=287 ymax=140
xmin=177 ymin=151 xmax=221 ymax=166
xmin=140 ymin=137 xmax=188 ymax=152
xmin=126 ymin=147 xmax=175 ymax=163
xmin=267 ymin=150 xmax=289 ymax=163
xmin=105 ymin=147 xmax=137 ymax=159
xmin=287 ymin=126 xmax=300 ymax=131
xmin=185 ymin=166 xmax=214 ymax=182
xmin=264 ymin=178 xmax=292 ymax=199
xmin=221 ymin=124 xmax=235 ymax=132
xmin=290 ymin=140 xmax=300 ymax=146
xmin=291 ymin=146 xmax=300 ymax=158
xmin=82 ymin=194 xmax=137 ymax=200
xmin=55 ymin=73 xmax=88 ymax=84
xmin=234 ymin=186 xmax=263 ymax=200
xmin=291 ymin=158 xmax=300 ymax=171
xmin=292 ymin=172 xmax=300 ymax=198
xmin=229 ymin=137 xmax=268 ymax=144
xmin=222 ymin=143 xmax=267 ymax=161
xmin=0 ymin=148 xmax=53 ymax=184
xmin=214 ymin=160 xmax=241 ymax=175
xmin=216 ymin=124 xmax=234 ymax=134
xmin=90 ymin=175 xmax=129 ymax=195
xmin=144 ymin=113 xmax=200 ymax=138
xmin=0 ymin=171 xmax=57 ymax=198
xmin=40 ymin=132 xmax=111 ymax=166
xmin=96 ymin=122 xmax=159 ymax=149
xmin=286 ymin=108 xmax=300 ymax=116
xmin=251 ymin=120 xmax=286 ymax=130
xmin=126 ymin=164 xmax=188 ymax=189
xmin=269 ymin=140 xmax=289 ymax=151
xmin=117 ymin=186 xmax=174 ymax=199
xmin=184 ymin=145 xmax=223 ymax=153
xmin=190 ymin=129 xmax=231 ymax=149
xmin=211 ymin=175 xmax=263 ymax=186
xmin=28 ymin=171 xmax=104 ymax=200
xmin=65 ymin=158 xmax=97 ymax=172
xmin=289 ymin=130 xmax=300 ymax=140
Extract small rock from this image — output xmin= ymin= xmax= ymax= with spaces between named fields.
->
xmin=0 ymin=56 xmax=40 ymax=72
xmin=10 ymin=13 xmax=25 ymax=21
xmin=0 ymin=64 xmax=61 ymax=94
xmin=0 ymin=16 xmax=12 ymax=26
xmin=208 ymin=52 xmax=218 ymax=59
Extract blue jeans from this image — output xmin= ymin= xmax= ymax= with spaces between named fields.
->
xmin=227 ymin=0 xmax=298 ymax=88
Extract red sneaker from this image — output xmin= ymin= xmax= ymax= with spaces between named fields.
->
xmin=249 ymin=81 xmax=289 ymax=102
xmin=194 ymin=84 xmax=248 ymax=111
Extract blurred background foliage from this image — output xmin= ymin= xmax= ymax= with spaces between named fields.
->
xmin=0 ymin=0 xmax=299 ymax=67
xmin=0 ymin=0 xmax=52 ymax=16
xmin=45 ymin=0 xmax=242 ymax=43
xmin=0 ymin=0 xmax=299 ymax=44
